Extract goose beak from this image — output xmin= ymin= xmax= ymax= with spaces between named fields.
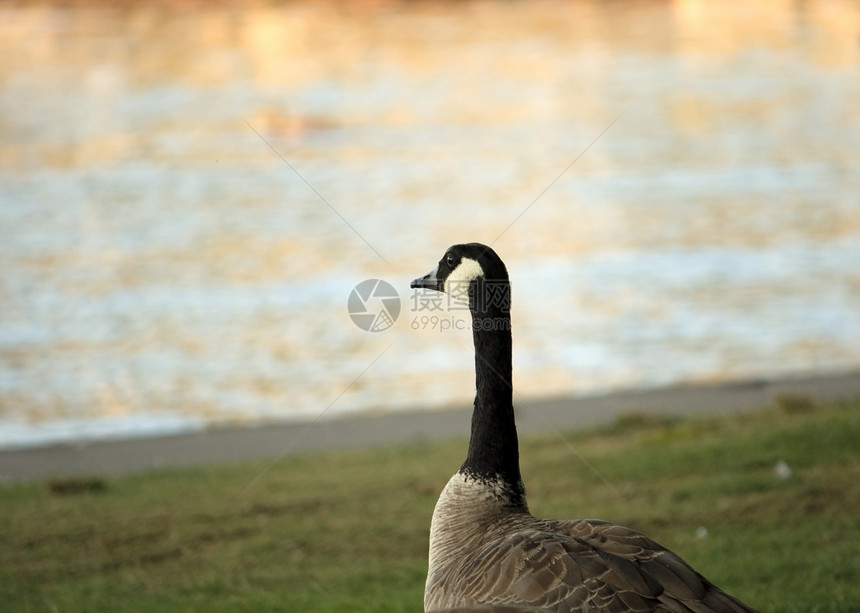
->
xmin=411 ymin=265 xmax=441 ymax=292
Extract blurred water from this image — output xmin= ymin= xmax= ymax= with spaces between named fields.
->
xmin=1 ymin=0 xmax=859 ymax=448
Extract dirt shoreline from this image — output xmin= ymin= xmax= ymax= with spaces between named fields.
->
xmin=2 ymin=370 xmax=859 ymax=482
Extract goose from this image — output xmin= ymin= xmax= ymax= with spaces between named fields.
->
xmin=410 ymin=243 xmax=757 ymax=613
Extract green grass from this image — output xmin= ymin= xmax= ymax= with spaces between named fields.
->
xmin=2 ymin=397 xmax=859 ymax=612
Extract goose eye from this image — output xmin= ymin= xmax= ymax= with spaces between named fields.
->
xmin=446 ymin=254 xmax=455 ymax=268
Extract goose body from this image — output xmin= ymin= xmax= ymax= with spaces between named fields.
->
xmin=411 ymin=243 xmax=756 ymax=613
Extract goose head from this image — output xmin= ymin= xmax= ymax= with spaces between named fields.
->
xmin=410 ymin=243 xmax=510 ymax=311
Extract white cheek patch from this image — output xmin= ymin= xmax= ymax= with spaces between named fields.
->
xmin=444 ymin=257 xmax=485 ymax=297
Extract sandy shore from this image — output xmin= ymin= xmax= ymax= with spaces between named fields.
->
xmin=2 ymin=370 xmax=859 ymax=482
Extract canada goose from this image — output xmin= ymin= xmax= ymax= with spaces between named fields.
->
xmin=411 ymin=243 xmax=757 ymax=613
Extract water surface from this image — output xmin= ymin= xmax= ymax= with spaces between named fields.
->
xmin=1 ymin=0 xmax=859 ymax=448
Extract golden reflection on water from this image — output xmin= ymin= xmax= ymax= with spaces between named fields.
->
xmin=1 ymin=0 xmax=859 ymax=445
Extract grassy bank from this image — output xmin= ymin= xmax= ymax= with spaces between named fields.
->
xmin=1 ymin=396 xmax=858 ymax=612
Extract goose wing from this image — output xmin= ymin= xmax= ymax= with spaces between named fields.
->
xmin=449 ymin=518 xmax=756 ymax=612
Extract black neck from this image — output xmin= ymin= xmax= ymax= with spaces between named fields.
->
xmin=460 ymin=279 xmax=523 ymax=500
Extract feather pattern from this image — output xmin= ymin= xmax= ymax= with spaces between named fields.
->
xmin=412 ymin=244 xmax=757 ymax=613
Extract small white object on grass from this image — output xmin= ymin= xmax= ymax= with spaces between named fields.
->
xmin=774 ymin=459 xmax=792 ymax=480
